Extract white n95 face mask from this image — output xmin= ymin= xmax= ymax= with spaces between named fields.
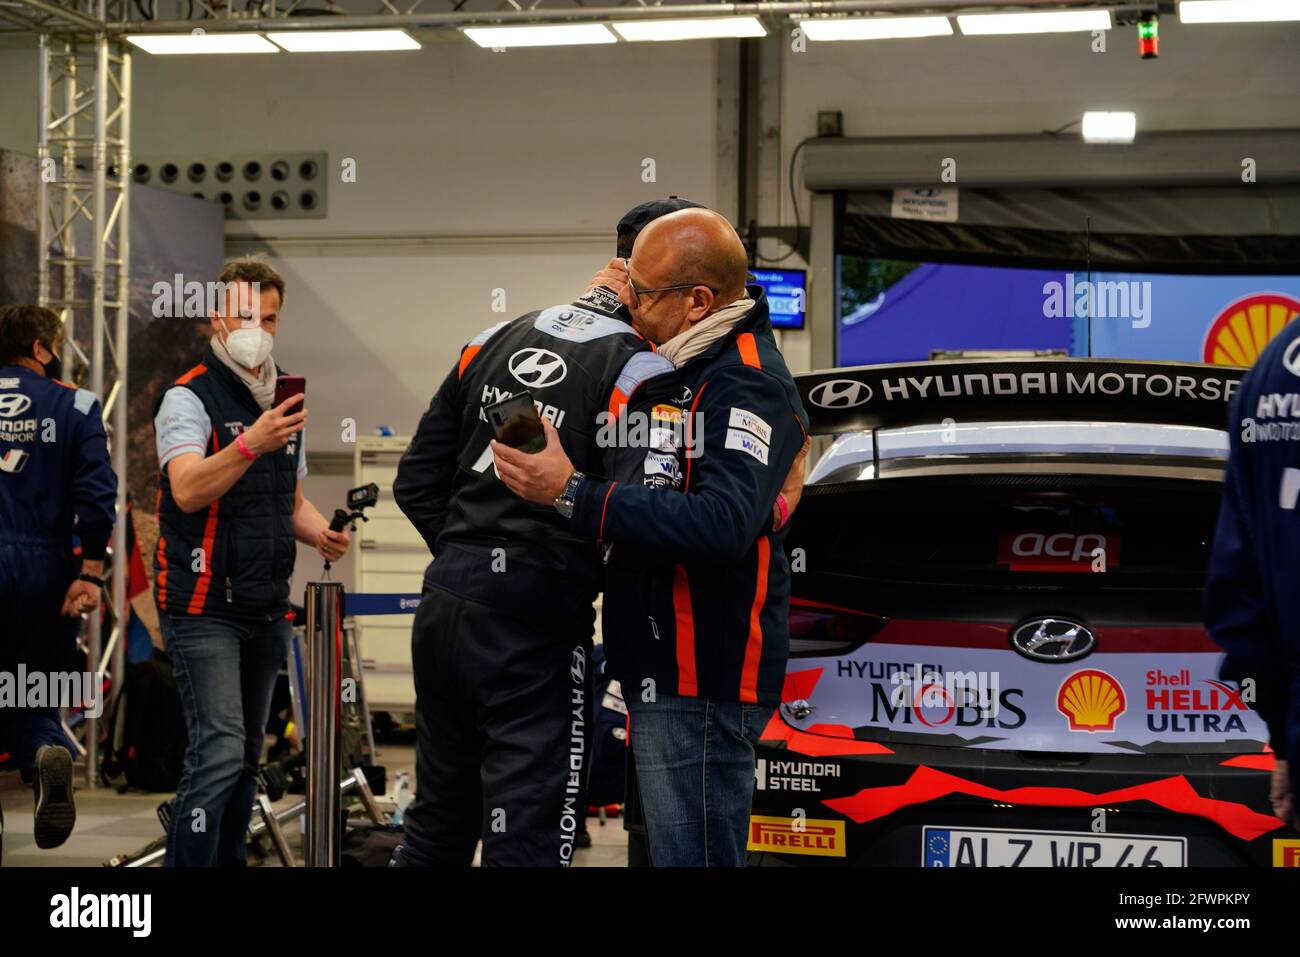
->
xmin=225 ymin=326 xmax=274 ymax=368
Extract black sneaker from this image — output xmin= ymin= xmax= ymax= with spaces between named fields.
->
xmin=33 ymin=745 xmax=76 ymax=849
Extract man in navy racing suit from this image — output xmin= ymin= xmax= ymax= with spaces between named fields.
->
xmin=0 ymin=304 xmax=117 ymax=852
xmin=1206 ymin=317 xmax=1300 ymax=832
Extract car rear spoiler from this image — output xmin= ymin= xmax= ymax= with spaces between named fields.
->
xmin=795 ymin=357 xmax=1247 ymax=435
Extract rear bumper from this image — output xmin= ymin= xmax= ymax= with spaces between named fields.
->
xmin=748 ymin=733 xmax=1291 ymax=867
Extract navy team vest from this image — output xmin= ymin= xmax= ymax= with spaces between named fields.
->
xmin=153 ymin=347 xmax=298 ymax=620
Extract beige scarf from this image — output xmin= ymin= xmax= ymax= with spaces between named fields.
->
xmin=210 ymin=328 xmax=278 ymax=410
xmin=655 ymin=297 xmax=755 ymax=367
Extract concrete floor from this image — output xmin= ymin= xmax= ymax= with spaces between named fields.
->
xmin=0 ymin=742 xmax=629 ymax=867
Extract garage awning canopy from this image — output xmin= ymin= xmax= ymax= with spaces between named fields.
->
xmin=805 ymin=129 xmax=1300 ymax=272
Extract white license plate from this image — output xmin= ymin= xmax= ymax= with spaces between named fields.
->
xmin=923 ymin=826 xmax=1187 ymax=867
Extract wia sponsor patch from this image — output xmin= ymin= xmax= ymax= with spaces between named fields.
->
xmin=725 ymin=427 xmax=769 ymax=465
xmin=643 ymin=451 xmax=682 ymax=489
xmin=728 ymin=407 xmax=771 ymax=443
xmin=643 ymin=451 xmax=680 ymax=479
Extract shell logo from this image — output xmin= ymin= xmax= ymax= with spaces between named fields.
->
xmin=1203 ymin=293 xmax=1300 ymax=367
xmin=1057 ymin=669 xmax=1126 ymax=733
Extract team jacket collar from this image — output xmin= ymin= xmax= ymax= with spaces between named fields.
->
xmin=675 ymin=283 xmax=773 ymax=372
xmin=200 ymin=343 xmax=285 ymax=417
xmin=572 ymin=284 xmax=629 ymax=321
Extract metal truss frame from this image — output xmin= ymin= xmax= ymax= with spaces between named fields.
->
xmin=30 ymin=1 xmax=132 ymax=787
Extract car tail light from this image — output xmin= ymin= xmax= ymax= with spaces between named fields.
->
xmin=788 ymin=598 xmax=887 ymax=657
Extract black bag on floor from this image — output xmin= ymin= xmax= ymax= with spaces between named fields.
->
xmin=101 ymin=650 xmax=187 ymax=793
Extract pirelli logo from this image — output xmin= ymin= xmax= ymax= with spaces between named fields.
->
xmin=1273 ymin=839 xmax=1300 ymax=867
xmin=746 ymin=815 xmax=846 ymax=858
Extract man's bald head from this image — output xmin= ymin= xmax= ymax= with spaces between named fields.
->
xmin=633 ymin=208 xmax=749 ymax=305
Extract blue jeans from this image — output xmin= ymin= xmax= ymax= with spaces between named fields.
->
xmin=626 ymin=692 xmax=773 ymax=867
xmin=160 ymin=611 xmax=291 ymax=867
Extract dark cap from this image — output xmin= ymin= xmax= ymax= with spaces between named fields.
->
xmin=616 ymin=196 xmax=705 ymax=258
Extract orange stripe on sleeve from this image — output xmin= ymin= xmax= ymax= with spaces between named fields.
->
xmin=175 ymin=363 xmax=208 ymax=385
xmin=738 ymin=537 xmax=770 ymax=703
xmin=598 ymin=482 xmax=617 ymax=540
xmin=607 ymin=387 xmax=629 ymax=421
xmin=736 ymin=332 xmax=761 ymax=369
xmin=186 ymin=429 xmax=222 ymax=614
xmin=457 ymin=345 xmax=481 ymax=379
xmin=673 ymin=565 xmax=698 ymax=696
xmin=155 ymin=486 xmax=168 ymax=609
xmin=157 ymin=535 xmax=169 ymax=609
xmin=683 ymin=382 xmax=708 ymax=492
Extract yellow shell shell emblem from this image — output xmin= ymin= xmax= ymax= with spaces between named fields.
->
xmin=1057 ymin=669 xmax=1126 ymax=732
xmin=1203 ymin=293 xmax=1300 ymax=367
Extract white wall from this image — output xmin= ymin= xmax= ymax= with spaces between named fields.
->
xmin=132 ymin=41 xmax=720 ymax=439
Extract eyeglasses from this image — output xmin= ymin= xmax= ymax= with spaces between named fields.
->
xmin=622 ymin=258 xmax=717 ymax=307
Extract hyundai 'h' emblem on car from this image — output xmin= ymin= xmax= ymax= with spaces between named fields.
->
xmin=808 ymin=379 xmax=872 ymax=409
xmin=508 ymin=347 xmax=568 ymax=389
xmin=1284 ymin=337 xmax=1300 ymax=378
xmin=1010 ymin=617 xmax=1096 ymax=663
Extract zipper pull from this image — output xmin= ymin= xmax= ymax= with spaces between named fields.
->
xmin=648 ymin=617 xmax=660 ymax=641
xmin=225 ymin=577 xmax=233 ymax=602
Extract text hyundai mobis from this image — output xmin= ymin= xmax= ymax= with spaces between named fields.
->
xmin=748 ymin=357 xmax=1294 ymax=867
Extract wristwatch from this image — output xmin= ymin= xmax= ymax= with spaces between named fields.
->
xmin=554 ymin=471 xmax=585 ymax=519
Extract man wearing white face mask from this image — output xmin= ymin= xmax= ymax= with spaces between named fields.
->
xmin=151 ymin=257 xmax=350 ymax=866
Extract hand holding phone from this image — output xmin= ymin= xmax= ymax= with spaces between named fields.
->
xmin=485 ymin=391 xmax=546 ymax=454
xmin=244 ymin=380 xmax=306 ymax=455
xmin=275 ymin=374 xmax=306 ymax=408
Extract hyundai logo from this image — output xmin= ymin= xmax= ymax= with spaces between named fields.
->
xmin=808 ymin=379 xmax=872 ymax=409
xmin=1010 ymin=617 xmax=1097 ymax=663
xmin=508 ymin=347 xmax=568 ymax=389
xmin=570 ymin=646 xmax=587 ymax=683
xmin=0 ymin=393 xmax=33 ymax=417
xmin=1284 ymin=337 xmax=1300 ymax=378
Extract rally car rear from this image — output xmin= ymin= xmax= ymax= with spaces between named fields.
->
xmin=748 ymin=357 xmax=1294 ymax=867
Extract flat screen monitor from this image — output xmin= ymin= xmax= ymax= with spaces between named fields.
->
xmin=753 ymin=268 xmax=806 ymax=330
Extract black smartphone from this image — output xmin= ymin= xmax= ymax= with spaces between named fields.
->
xmin=485 ymin=391 xmax=546 ymax=454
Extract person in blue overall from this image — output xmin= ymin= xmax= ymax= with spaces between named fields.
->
xmin=1206 ymin=317 xmax=1300 ymax=833
xmin=0 ymin=303 xmax=117 ymax=853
